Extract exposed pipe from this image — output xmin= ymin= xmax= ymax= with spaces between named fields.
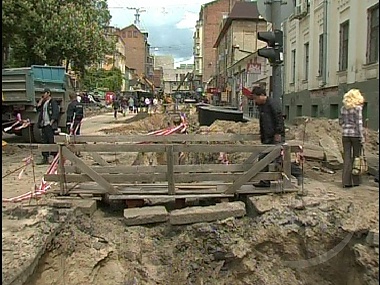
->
xmin=322 ymin=0 xmax=328 ymax=86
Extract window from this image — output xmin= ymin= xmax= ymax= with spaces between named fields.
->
xmin=296 ymin=105 xmax=303 ymax=117
xmin=291 ymin=49 xmax=296 ymax=83
xmin=285 ymin=105 xmax=290 ymax=120
xmin=339 ymin=21 xmax=350 ymax=71
xmin=122 ymin=32 xmax=126 ymax=38
xmin=330 ymin=104 xmax=339 ymax=119
xmin=311 ymin=105 xmax=319 ymax=117
xmin=133 ymin=31 xmax=138 ymax=38
xmin=318 ymin=34 xmax=324 ymax=76
xmin=367 ymin=4 xmax=379 ymax=63
xmin=128 ymin=31 xmax=132 ymax=38
xmin=304 ymin=43 xmax=309 ymax=80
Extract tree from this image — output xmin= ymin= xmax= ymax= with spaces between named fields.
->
xmin=83 ymin=68 xmax=123 ymax=92
xmin=2 ymin=0 xmax=114 ymax=71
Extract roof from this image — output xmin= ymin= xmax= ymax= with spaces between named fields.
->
xmin=214 ymin=1 xmax=265 ymax=48
xmin=120 ymin=24 xmax=142 ymax=33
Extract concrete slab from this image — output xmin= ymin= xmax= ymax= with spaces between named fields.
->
xmin=169 ymin=201 xmax=246 ymax=225
xmin=124 ymin=206 xmax=168 ymax=226
xmin=246 ymin=195 xmax=281 ymax=216
xmin=48 ymin=199 xmax=73 ymax=208
xmin=72 ymin=199 xmax=97 ymax=216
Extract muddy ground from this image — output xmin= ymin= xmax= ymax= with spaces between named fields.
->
xmin=2 ymin=108 xmax=379 ymax=285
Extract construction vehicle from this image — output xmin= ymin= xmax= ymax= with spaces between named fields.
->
xmin=2 ymin=65 xmax=73 ymax=142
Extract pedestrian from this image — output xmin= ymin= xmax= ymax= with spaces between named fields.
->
xmin=36 ymin=88 xmax=59 ymax=165
xmin=145 ymin=97 xmax=151 ymax=114
xmin=339 ymin=89 xmax=365 ymax=188
xmin=112 ymin=96 xmax=120 ymax=119
xmin=128 ymin=97 xmax=135 ymax=113
xmin=153 ymin=97 xmax=158 ymax=113
xmin=66 ymin=93 xmax=84 ymax=135
xmin=250 ymin=86 xmax=285 ymax=188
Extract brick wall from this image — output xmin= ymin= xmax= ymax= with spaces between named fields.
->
xmin=119 ymin=25 xmax=146 ymax=76
xmin=202 ymin=0 xmax=240 ymax=84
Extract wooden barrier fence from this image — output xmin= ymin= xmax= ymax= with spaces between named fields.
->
xmin=39 ymin=134 xmax=299 ymax=201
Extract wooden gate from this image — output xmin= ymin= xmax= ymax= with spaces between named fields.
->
xmin=40 ymin=134 xmax=298 ymax=201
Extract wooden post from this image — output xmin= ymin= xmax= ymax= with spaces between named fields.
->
xmin=58 ymin=144 xmax=66 ymax=195
xmin=282 ymin=144 xmax=292 ymax=189
xmin=166 ymin=145 xmax=175 ymax=195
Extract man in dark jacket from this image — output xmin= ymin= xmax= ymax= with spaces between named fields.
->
xmin=66 ymin=93 xmax=84 ymax=135
xmin=36 ymin=88 xmax=60 ymax=165
xmin=251 ymin=86 xmax=285 ymax=187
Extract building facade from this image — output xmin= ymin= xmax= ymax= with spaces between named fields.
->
xmin=163 ymin=64 xmax=194 ymax=95
xmin=193 ymin=19 xmax=204 ymax=91
xmin=119 ymin=24 xmax=153 ymax=82
xmin=213 ymin=1 xmax=268 ymax=105
xmin=283 ymin=0 xmax=379 ymax=130
xmin=197 ymin=0 xmax=240 ymax=87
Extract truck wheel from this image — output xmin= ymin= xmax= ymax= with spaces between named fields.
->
xmin=21 ymin=124 xmax=42 ymax=143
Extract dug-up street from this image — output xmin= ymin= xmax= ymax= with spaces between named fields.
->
xmin=2 ymin=109 xmax=379 ymax=285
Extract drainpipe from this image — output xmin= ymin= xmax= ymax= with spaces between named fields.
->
xmin=322 ymin=0 xmax=328 ymax=86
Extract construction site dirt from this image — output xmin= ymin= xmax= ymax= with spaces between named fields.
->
xmin=2 ymin=109 xmax=379 ymax=285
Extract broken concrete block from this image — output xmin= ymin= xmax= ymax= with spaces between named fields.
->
xmin=366 ymin=230 xmax=379 ymax=247
xmin=169 ymin=202 xmax=246 ymax=225
xmin=48 ymin=199 xmax=73 ymax=209
xmin=319 ymin=135 xmax=343 ymax=169
xmin=72 ymin=199 xmax=97 ymax=216
xmin=124 ymin=206 xmax=168 ymax=226
xmin=246 ymin=195 xmax=281 ymax=215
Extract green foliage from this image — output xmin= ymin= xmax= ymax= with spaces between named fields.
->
xmin=83 ymin=67 xmax=123 ymax=91
xmin=2 ymin=0 xmax=114 ymax=70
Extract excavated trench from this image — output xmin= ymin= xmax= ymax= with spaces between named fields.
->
xmin=25 ymin=198 xmax=378 ymax=285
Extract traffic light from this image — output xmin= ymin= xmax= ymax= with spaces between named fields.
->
xmin=257 ymin=30 xmax=283 ymax=65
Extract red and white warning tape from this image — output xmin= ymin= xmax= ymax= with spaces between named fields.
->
xmin=2 ymin=152 xmax=60 ymax=203
xmin=3 ymin=113 xmax=31 ymax=132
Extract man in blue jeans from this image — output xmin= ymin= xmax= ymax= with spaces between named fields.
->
xmin=250 ymin=86 xmax=285 ymax=187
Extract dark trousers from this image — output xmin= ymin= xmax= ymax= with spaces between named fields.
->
xmin=41 ymin=125 xmax=57 ymax=158
xmin=73 ymin=120 xmax=81 ymax=135
xmin=342 ymin=136 xmax=362 ymax=186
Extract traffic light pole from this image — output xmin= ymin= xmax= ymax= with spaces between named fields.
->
xmin=270 ymin=0 xmax=283 ymax=104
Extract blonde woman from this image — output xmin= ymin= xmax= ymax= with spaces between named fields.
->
xmin=339 ymin=89 xmax=365 ymax=188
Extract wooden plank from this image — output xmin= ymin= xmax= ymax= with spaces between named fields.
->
xmin=58 ymin=145 xmax=66 ymax=195
xmin=224 ymin=146 xmax=282 ymax=194
xmin=108 ymin=194 xmax=235 ymax=200
xmin=54 ymin=133 xmax=261 ymax=143
xmin=243 ymin=145 xmax=277 ymax=165
xmin=61 ymin=146 xmax=119 ymax=195
xmin=89 ymin=152 xmax=109 ymax=166
xmin=64 ymin=163 xmax=253 ymax=174
xmin=49 ymin=143 xmax=271 ymax=153
xmin=282 ymin=144 xmax=292 ymax=188
xmin=166 ymin=145 xmax=175 ymax=195
xmin=45 ymin=172 xmax=281 ymax=183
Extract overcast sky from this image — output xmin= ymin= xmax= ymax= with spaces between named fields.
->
xmin=107 ymin=0 xmax=211 ymax=66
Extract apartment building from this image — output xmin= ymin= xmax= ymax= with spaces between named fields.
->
xmin=213 ymin=1 xmax=267 ymax=105
xmin=193 ymin=19 xmax=204 ymax=91
xmin=119 ymin=24 xmax=154 ymax=82
xmin=101 ymin=26 xmax=127 ymax=91
xmin=163 ymin=64 xmax=194 ymax=95
xmin=283 ymin=0 xmax=379 ymax=130
xmin=197 ymin=0 xmax=240 ymax=87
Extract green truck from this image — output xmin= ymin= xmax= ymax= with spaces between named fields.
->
xmin=2 ymin=65 xmax=73 ymax=142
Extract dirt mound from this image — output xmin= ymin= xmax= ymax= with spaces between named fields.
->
xmin=101 ymin=113 xmax=172 ymax=135
xmin=26 ymin=187 xmax=379 ymax=285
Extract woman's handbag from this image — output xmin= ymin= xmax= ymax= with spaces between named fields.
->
xmin=352 ymin=147 xmax=368 ymax=175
